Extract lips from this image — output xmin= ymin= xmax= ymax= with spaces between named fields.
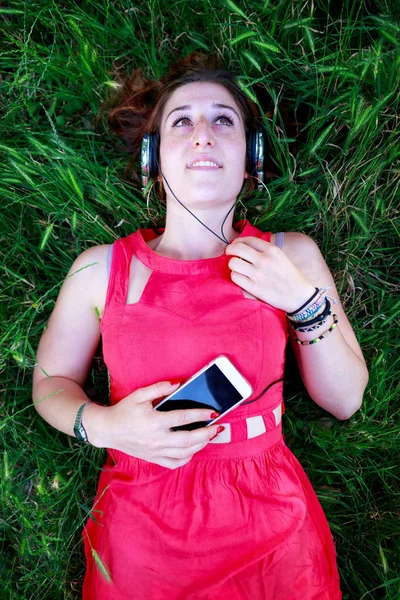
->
xmin=187 ymin=156 xmax=222 ymax=169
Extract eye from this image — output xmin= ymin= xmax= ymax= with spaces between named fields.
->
xmin=171 ymin=113 xmax=235 ymax=128
xmin=215 ymin=115 xmax=234 ymax=126
xmin=172 ymin=115 xmax=192 ymax=127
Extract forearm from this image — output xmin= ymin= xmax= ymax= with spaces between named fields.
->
xmin=290 ymin=320 xmax=369 ymax=419
xmin=32 ymin=376 xmax=108 ymax=446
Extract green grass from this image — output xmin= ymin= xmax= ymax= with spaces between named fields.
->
xmin=1 ymin=1 xmax=399 ymax=598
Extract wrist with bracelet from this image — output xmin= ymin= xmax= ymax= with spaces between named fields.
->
xmin=294 ymin=313 xmax=331 ymax=333
xmin=288 ymin=290 xmax=327 ymax=322
xmin=287 ymin=288 xmax=319 ymax=318
xmin=294 ymin=315 xmax=338 ymax=345
xmin=290 ymin=298 xmax=332 ymax=330
xmin=286 ymin=287 xmax=339 ymax=345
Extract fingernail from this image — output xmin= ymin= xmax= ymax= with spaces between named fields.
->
xmin=210 ymin=425 xmax=225 ymax=441
xmin=170 ymin=379 xmax=182 ymax=385
xmin=210 ymin=411 xmax=220 ymax=419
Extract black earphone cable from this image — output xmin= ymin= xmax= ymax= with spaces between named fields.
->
xmin=156 ymin=156 xmax=258 ymax=246
xmin=241 ymin=377 xmax=284 ymax=405
xmin=219 ymin=174 xmax=253 ymax=242
xmin=158 ymin=164 xmax=233 ymax=245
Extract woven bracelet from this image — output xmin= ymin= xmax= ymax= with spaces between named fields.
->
xmin=289 ymin=293 xmax=326 ymax=322
xmin=295 ymin=315 xmax=338 ymax=345
xmin=287 ymin=288 xmax=319 ymax=317
xmin=290 ymin=298 xmax=332 ymax=330
xmin=288 ymin=286 xmax=337 ymax=322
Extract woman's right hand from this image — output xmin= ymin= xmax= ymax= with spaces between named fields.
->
xmin=88 ymin=381 xmax=224 ymax=469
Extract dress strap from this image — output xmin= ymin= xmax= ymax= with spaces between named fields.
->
xmin=106 ymin=243 xmax=113 ymax=277
xmin=275 ymin=232 xmax=285 ymax=248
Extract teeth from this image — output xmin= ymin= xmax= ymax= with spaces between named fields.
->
xmin=191 ymin=161 xmax=219 ymax=168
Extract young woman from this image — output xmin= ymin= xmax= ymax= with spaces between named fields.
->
xmin=32 ymin=53 xmax=368 ymax=599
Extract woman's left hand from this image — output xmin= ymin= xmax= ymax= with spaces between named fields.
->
xmin=225 ymin=236 xmax=316 ymax=313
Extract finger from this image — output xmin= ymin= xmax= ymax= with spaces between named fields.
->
xmin=229 ymin=236 xmax=272 ymax=253
xmin=230 ymin=271 xmax=255 ymax=294
xmin=225 ymin=240 xmax=261 ymax=264
xmin=160 ymin=408 xmax=217 ymax=429
xmin=134 ymin=380 xmax=181 ymax=404
xmin=167 ymin=423 xmax=222 ymax=447
xmin=161 ymin=440 xmax=210 ymax=459
xmin=227 ymin=256 xmax=256 ymax=279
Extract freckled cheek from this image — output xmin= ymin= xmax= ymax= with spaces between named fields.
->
xmin=226 ymin=133 xmax=247 ymax=162
xmin=228 ymin=132 xmax=246 ymax=146
xmin=231 ymin=143 xmax=247 ymax=171
xmin=158 ymin=139 xmax=186 ymax=171
xmin=161 ymin=136 xmax=185 ymax=149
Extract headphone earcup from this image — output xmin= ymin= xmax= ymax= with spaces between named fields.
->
xmin=246 ymin=128 xmax=264 ymax=187
xmin=148 ymin=132 xmax=159 ymax=179
xmin=246 ymin=130 xmax=256 ymax=174
xmin=141 ymin=132 xmax=160 ymax=189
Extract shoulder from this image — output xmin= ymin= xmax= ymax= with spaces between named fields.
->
xmin=280 ymin=232 xmax=320 ymax=259
xmin=66 ymin=243 xmax=112 ymax=310
xmin=74 ymin=242 xmax=111 ymax=260
xmin=68 ymin=244 xmax=111 ymax=278
xmin=279 ymin=232 xmax=329 ymax=280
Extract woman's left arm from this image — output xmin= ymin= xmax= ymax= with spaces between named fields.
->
xmin=225 ymin=233 xmax=369 ymax=420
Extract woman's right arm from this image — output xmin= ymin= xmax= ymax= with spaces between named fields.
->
xmin=32 ymin=245 xmax=111 ymax=444
xmin=32 ymin=246 xmax=222 ymax=468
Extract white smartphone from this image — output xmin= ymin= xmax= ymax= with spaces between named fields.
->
xmin=154 ymin=356 xmax=253 ymax=431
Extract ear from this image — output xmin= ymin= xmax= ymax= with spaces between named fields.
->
xmin=244 ymin=170 xmax=250 ymax=179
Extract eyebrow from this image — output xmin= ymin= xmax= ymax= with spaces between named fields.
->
xmin=165 ymin=103 xmax=241 ymax=123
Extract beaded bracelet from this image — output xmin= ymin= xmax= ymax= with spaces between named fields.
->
xmin=290 ymin=298 xmax=332 ymax=330
xmin=295 ymin=315 xmax=338 ymax=345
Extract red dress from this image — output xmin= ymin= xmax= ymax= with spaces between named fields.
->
xmin=82 ymin=220 xmax=342 ymax=599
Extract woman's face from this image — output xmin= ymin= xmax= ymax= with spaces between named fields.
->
xmin=158 ymin=81 xmax=248 ymax=210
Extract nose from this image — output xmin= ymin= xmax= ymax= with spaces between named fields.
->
xmin=192 ymin=119 xmax=214 ymax=148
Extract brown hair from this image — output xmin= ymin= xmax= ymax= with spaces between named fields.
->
xmin=107 ymin=52 xmax=261 ymax=198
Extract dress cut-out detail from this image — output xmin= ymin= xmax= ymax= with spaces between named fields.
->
xmin=126 ymin=255 xmax=153 ymax=305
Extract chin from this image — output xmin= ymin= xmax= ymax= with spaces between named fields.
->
xmin=188 ymin=192 xmax=235 ymax=208
xmin=174 ymin=182 xmax=242 ymax=205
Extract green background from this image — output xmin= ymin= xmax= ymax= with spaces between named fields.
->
xmin=1 ymin=1 xmax=399 ymax=598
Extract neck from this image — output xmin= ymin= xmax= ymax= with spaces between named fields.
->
xmin=149 ymin=204 xmax=242 ymax=260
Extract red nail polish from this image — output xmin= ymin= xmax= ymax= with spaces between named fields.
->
xmin=210 ymin=411 xmax=220 ymax=419
xmin=209 ymin=425 xmax=225 ymax=441
xmin=170 ymin=379 xmax=182 ymax=385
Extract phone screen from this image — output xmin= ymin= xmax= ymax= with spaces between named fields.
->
xmin=156 ymin=364 xmax=243 ymax=430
